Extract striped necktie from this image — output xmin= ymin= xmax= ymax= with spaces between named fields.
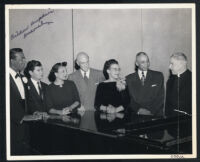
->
xmin=141 ymin=71 xmax=145 ymax=86
xmin=84 ymin=72 xmax=89 ymax=84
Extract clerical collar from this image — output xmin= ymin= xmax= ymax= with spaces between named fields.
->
xmin=177 ymin=69 xmax=187 ymax=78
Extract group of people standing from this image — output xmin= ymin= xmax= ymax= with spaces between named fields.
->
xmin=9 ymin=48 xmax=192 ymax=155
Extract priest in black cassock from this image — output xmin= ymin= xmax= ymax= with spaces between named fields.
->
xmin=165 ymin=52 xmax=192 ymax=117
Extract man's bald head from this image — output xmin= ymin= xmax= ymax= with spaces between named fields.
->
xmin=76 ymin=52 xmax=90 ymax=72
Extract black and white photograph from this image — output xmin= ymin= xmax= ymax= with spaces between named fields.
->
xmin=3 ymin=3 xmax=197 ymax=160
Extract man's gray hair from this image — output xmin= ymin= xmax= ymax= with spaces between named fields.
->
xmin=171 ymin=52 xmax=187 ymax=62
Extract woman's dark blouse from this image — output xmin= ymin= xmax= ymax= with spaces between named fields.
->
xmin=46 ymin=80 xmax=80 ymax=111
xmin=94 ymin=82 xmax=130 ymax=111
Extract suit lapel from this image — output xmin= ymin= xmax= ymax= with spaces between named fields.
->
xmin=10 ymin=74 xmax=21 ymax=99
xmin=130 ymin=73 xmax=141 ymax=98
xmin=28 ymin=79 xmax=42 ymax=101
xmin=145 ymin=70 xmax=153 ymax=86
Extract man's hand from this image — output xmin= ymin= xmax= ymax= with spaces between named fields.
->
xmin=61 ymin=108 xmax=71 ymax=115
xmin=137 ymin=108 xmax=152 ymax=115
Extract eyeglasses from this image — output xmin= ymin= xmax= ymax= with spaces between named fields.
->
xmin=110 ymin=67 xmax=121 ymax=71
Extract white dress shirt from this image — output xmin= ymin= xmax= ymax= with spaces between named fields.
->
xmin=10 ymin=68 xmax=25 ymax=99
xmin=138 ymin=69 xmax=147 ymax=80
xmin=31 ymin=78 xmax=41 ymax=95
xmin=80 ymin=69 xmax=90 ymax=79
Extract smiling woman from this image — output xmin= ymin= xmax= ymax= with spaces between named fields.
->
xmin=45 ymin=62 xmax=81 ymax=115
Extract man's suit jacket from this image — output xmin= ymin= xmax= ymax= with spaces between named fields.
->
xmin=26 ymin=79 xmax=48 ymax=114
xmin=126 ymin=70 xmax=164 ymax=116
xmin=68 ymin=68 xmax=105 ymax=110
xmin=10 ymin=74 xmax=29 ymax=155
xmin=165 ymin=70 xmax=192 ymax=116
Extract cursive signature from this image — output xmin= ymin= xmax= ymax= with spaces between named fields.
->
xmin=24 ymin=20 xmax=53 ymax=39
xmin=10 ymin=9 xmax=54 ymax=40
xmin=11 ymin=25 xmax=29 ymax=40
xmin=30 ymin=9 xmax=54 ymax=26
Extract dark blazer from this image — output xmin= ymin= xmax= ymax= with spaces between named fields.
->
xmin=126 ymin=70 xmax=164 ymax=116
xmin=26 ymin=79 xmax=48 ymax=114
xmin=68 ymin=68 xmax=105 ymax=110
xmin=10 ymin=74 xmax=29 ymax=155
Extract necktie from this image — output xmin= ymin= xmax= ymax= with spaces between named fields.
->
xmin=15 ymin=73 xmax=21 ymax=79
xmin=84 ymin=72 xmax=89 ymax=84
xmin=37 ymin=82 xmax=43 ymax=99
xmin=141 ymin=71 xmax=145 ymax=86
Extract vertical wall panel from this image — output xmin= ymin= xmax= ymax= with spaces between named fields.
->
xmin=73 ymin=9 xmax=142 ymax=77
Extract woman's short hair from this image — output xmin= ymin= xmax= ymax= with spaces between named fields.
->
xmin=24 ymin=60 xmax=42 ymax=78
xmin=48 ymin=62 xmax=67 ymax=82
xmin=103 ymin=59 xmax=118 ymax=80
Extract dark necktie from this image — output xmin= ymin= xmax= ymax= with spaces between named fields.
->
xmin=15 ymin=73 xmax=21 ymax=79
xmin=37 ymin=82 xmax=43 ymax=99
xmin=84 ymin=72 xmax=89 ymax=84
xmin=141 ymin=71 xmax=145 ymax=86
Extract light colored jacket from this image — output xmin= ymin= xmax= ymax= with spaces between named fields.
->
xmin=68 ymin=68 xmax=105 ymax=110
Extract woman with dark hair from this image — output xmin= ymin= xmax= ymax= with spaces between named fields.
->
xmin=94 ymin=59 xmax=130 ymax=113
xmin=24 ymin=60 xmax=48 ymax=115
xmin=46 ymin=62 xmax=81 ymax=115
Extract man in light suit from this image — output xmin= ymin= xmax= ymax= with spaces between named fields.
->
xmin=9 ymin=48 xmax=30 ymax=155
xmin=126 ymin=52 xmax=164 ymax=116
xmin=68 ymin=52 xmax=105 ymax=111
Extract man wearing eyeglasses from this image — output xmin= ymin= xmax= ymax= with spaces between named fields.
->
xmin=126 ymin=52 xmax=164 ymax=116
xmin=68 ymin=52 xmax=105 ymax=111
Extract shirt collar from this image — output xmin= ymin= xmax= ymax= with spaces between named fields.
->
xmin=80 ymin=69 xmax=90 ymax=78
xmin=10 ymin=67 xmax=18 ymax=79
xmin=138 ymin=69 xmax=147 ymax=78
xmin=31 ymin=78 xmax=40 ymax=87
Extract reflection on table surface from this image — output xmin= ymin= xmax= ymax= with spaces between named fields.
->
xmin=26 ymin=110 xmax=192 ymax=154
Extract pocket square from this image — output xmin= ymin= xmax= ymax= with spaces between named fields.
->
xmin=95 ymin=82 xmax=99 ymax=85
xmin=151 ymin=84 xmax=157 ymax=87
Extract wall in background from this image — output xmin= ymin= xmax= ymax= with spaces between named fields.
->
xmin=9 ymin=9 xmax=74 ymax=83
xmin=9 ymin=8 xmax=192 ymax=83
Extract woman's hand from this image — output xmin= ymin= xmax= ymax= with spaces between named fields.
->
xmin=100 ymin=105 xmax=107 ymax=112
xmin=116 ymin=78 xmax=126 ymax=91
xmin=106 ymin=105 xmax=116 ymax=114
xmin=116 ymin=105 xmax=124 ymax=113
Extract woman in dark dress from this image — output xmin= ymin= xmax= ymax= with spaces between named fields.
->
xmin=46 ymin=62 xmax=81 ymax=115
xmin=94 ymin=59 xmax=130 ymax=113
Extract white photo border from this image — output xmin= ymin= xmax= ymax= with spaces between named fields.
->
xmin=5 ymin=3 xmax=197 ymax=160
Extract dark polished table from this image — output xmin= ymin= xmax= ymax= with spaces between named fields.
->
xmin=27 ymin=111 xmax=192 ymax=155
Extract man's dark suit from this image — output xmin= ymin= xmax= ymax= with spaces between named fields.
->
xmin=10 ymin=75 xmax=30 ymax=155
xmin=26 ymin=79 xmax=48 ymax=114
xmin=165 ymin=70 xmax=192 ymax=116
xmin=126 ymin=70 xmax=164 ymax=116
